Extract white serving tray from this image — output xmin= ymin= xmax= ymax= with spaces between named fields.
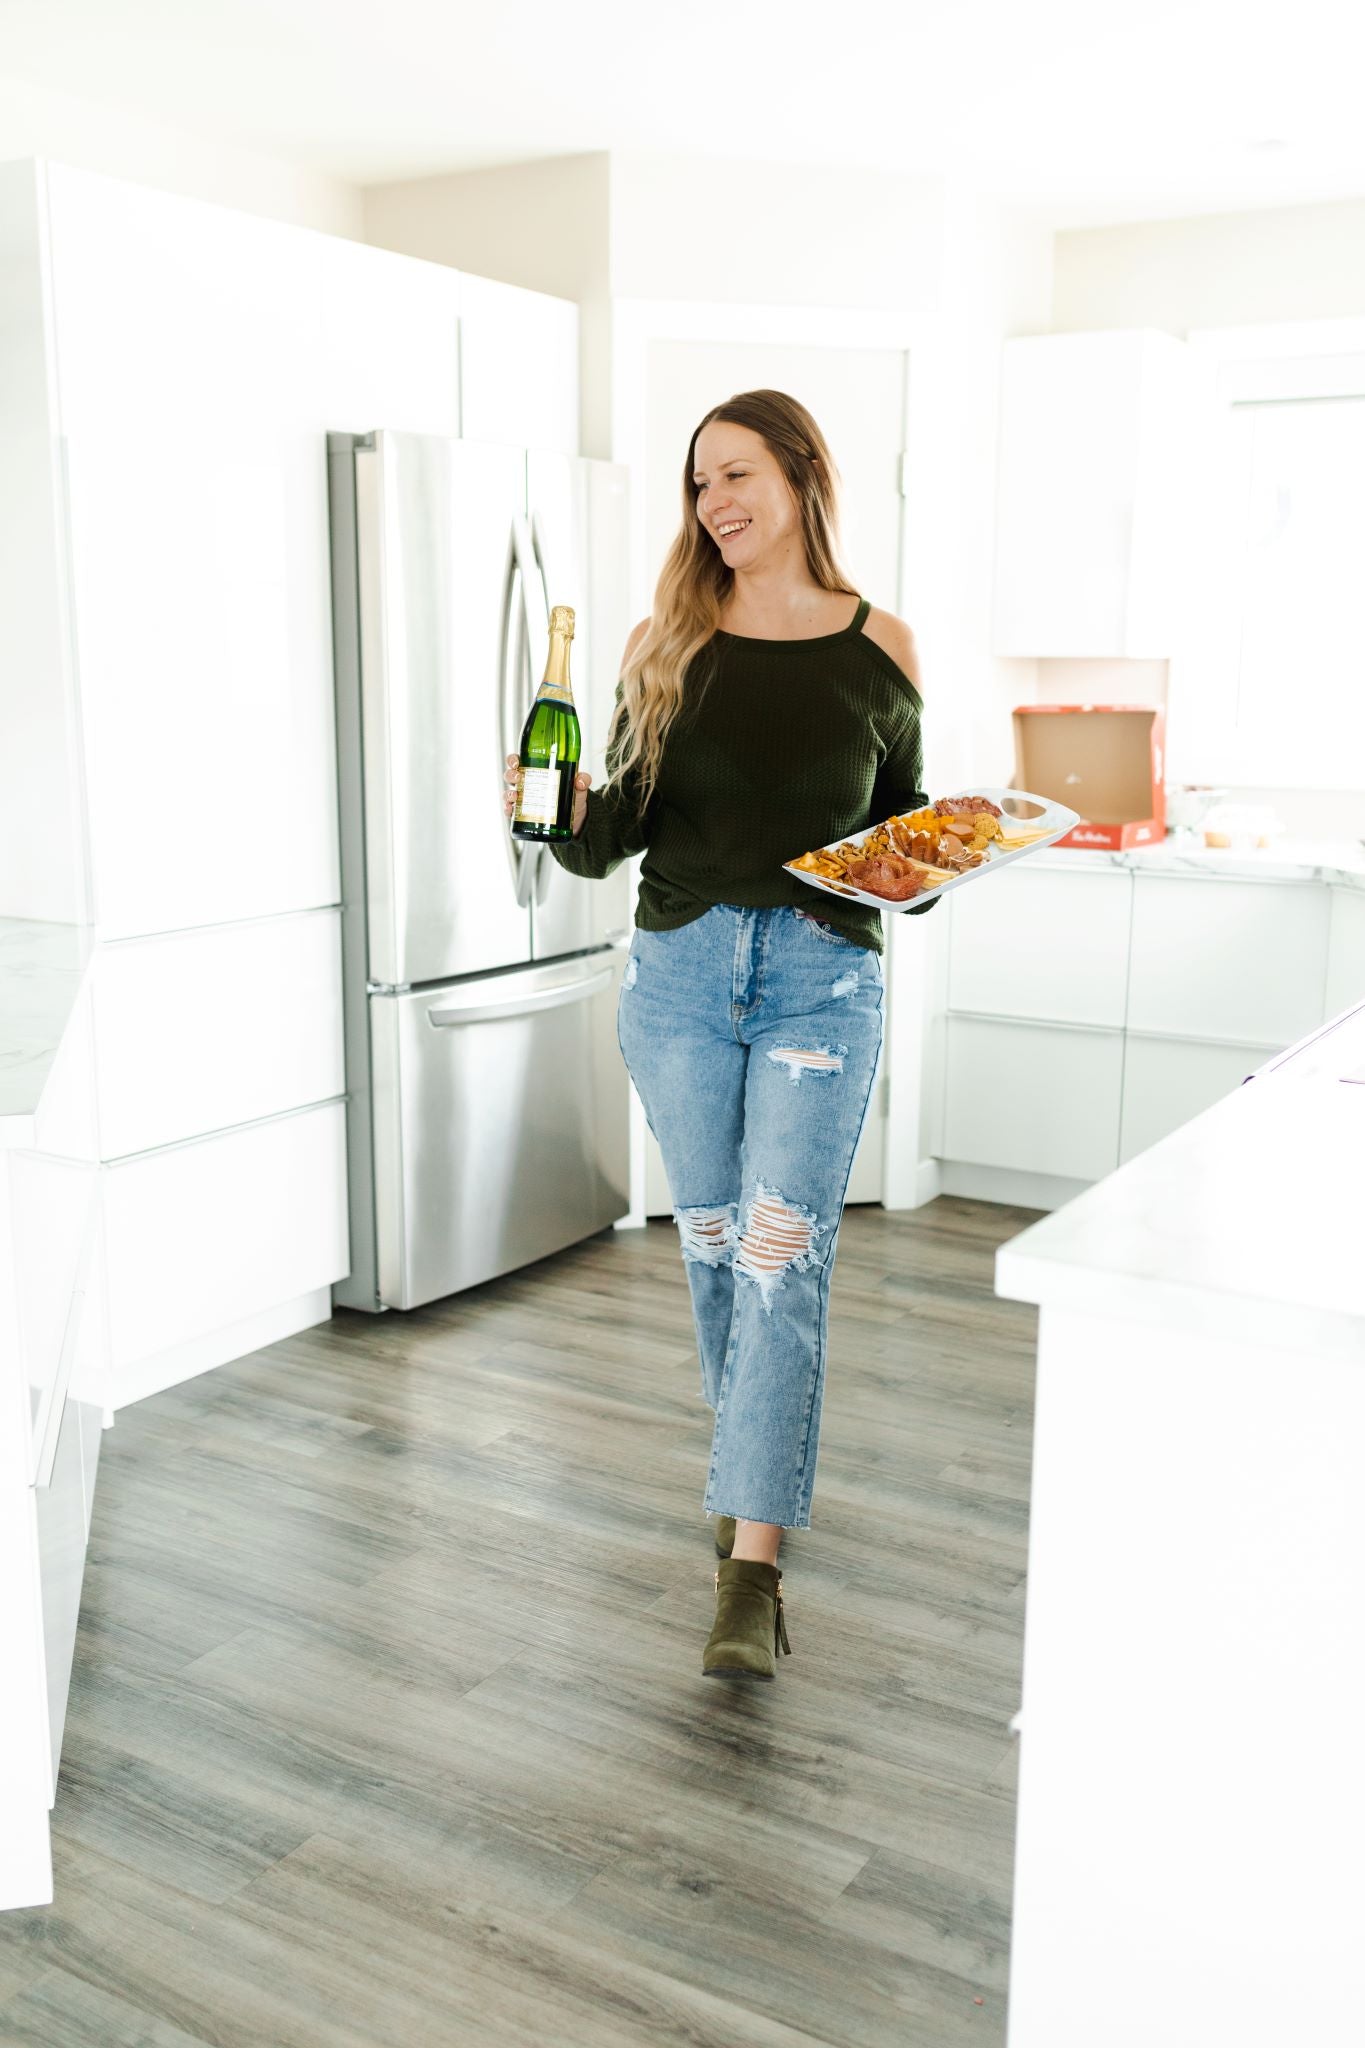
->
xmin=784 ymin=787 xmax=1082 ymax=913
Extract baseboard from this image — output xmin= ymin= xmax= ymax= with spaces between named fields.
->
xmin=880 ymin=1157 xmax=942 ymax=1211
xmin=104 ymin=1287 xmax=334 ymax=1412
xmin=936 ymin=1160 xmax=1093 ymax=1213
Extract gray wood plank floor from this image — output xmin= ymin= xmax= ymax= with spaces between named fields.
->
xmin=0 ymin=1196 xmax=1040 ymax=2048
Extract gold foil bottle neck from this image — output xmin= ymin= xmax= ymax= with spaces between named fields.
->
xmin=549 ymin=605 xmax=576 ymax=640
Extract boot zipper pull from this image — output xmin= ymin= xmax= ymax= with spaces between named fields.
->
xmin=774 ymin=1580 xmax=791 ymax=1656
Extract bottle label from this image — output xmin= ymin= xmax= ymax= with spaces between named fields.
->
xmin=517 ymin=766 xmax=562 ymax=827
xmin=535 ymin=679 xmax=574 ymax=707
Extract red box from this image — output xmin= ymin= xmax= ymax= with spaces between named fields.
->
xmin=1012 ymin=705 xmax=1165 ymax=850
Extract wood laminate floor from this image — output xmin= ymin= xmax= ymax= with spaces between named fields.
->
xmin=0 ymin=1197 xmax=1040 ymax=2048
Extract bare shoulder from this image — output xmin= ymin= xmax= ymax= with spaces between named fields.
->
xmin=621 ymin=616 xmax=651 ymax=666
xmin=860 ymin=606 xmax=923 ymax=694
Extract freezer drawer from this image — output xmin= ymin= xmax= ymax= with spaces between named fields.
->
xmin=370 ymin=950 xmax=630 ymax=1309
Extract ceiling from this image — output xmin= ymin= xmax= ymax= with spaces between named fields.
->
xmin=2 ymin=0 xmax=1364 ymax=228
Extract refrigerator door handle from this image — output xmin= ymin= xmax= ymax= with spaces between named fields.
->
xmin=426 ymin=964 xmax=613 ymax=1028
xmin=509 ymin=517 xmax=551 ymax=908
xmin=501 ymin=519 xmax=542 ymax=910
xmin=511 ymin=515 xmax=544 ymax=674
xmin=529 ymin=508 xmax=553 ymax=631
xmin=527 ymin=508 xmax=564 ymax=909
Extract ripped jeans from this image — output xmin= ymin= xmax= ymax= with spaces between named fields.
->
xmin=617 ymin=904 xmax=884 ymax=1528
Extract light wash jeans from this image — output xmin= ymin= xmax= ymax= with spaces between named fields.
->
xmin=617 ymin=904 xmax=884 ymax=1528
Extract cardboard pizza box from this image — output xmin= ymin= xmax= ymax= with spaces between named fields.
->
xmin=1012 ymin=704 xmax=1165 ymax=850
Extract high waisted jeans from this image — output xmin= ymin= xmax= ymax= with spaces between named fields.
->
xmin=617 ymin=904 xmax=884 ymax=1528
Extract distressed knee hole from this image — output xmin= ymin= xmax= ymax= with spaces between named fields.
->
xmin=676 ymin=1203 xmax=737 ymax=1266
xmin=733 ymin=1183 xmax=824 ymax=1310
xmin=767 ymin=1044 xmax=846 ymax=1085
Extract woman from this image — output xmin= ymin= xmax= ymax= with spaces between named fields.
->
xmin=502 ymin=389 xmax=931 ymax=1682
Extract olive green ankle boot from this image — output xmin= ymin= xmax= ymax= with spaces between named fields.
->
xmin=711 ymin=1514 xmax=737 ymax=1558
xmin=702 ymin=1559 xmax=792 ymax=1682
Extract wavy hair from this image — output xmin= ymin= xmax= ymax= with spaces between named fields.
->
xmin=606 ymin=389 xmax=855 ymax=811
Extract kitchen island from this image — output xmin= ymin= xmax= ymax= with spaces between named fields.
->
xmin=996 ymin=996 xmax=1365 ymax=2047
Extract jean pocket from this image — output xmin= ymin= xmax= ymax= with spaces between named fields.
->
xmin=793 ymin=908 xmax=860 ymax=948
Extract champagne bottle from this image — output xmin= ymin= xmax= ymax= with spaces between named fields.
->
xmin=511 ymin=605 xmax=581 ymax=842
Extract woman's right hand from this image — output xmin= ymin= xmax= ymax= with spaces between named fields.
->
xmin=503 ymin=756 xmax=592 ymax=837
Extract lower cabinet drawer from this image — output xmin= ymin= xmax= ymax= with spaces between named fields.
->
xmin=1118 ymin=1035 xmax=1263 ymax=1164
xmin=943 ymin=1016 xmax=1123 ymax=1181
xmin=91 ymin=910 xmax=343 ymax=1159
xmin=101 ymin=1101 xmax=348 ymax=1368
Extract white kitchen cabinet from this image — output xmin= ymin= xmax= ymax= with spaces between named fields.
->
xmin=0 ymin=165 xmax=82 ymax=925
xmin=100 ymin=1100 xmax=347 ymax=1372
xmin=937 ymin=861 xmax=1353 ymax=1204
xmin=7 ymin=1153 xmax=98 ymax=1476
xmin=90 ymin=910 xmax=343 ymax=1159
xmin=19 ymin=164 xmax=582 ymax=944
xmin=948 ymin=865 xmax=1131 ymax=1026
xmin=316 ymin=235 xmax=462 ymax=437
xmin=944 ymin=1016 xmax=1123 ymax=1182
xmin=32 ymin=1390 xmax=93 ymax=1800
xmin=1118 ymin=1034 xmax=1261 ymax=1164
xmin=1325 ymin=887 xmax=1365 ymax=1017
xmin=62 ymin=424 xmax=340 ymax=940
xmin=45 ymin=164 xmax=319 ymax=442
xmin=41 ymin=164 xmax=338 ymax=940
xmin=30 ymin=978 xmax=98 ymax=1163
xmin=459 ymin=271 xmax=579 ymax=455
xmin=992 ymin=330 xmax=1199 ymax=657
xmin=1127 ymin=876 xmax=1328 ymax=1048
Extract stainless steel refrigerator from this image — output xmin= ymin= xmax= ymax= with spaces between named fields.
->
xmin=326 ymin=429 xmax=633 ymax=1312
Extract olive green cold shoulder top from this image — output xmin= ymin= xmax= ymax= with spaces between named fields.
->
xmin=549 ymin=596 xmax=932 ymax=954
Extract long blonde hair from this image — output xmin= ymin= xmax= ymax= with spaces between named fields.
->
xmin=607 ymin=389 xmax=855 ymax=811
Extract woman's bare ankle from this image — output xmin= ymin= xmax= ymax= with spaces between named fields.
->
xmin=730 ymin=1519 xmax=782 ymax=1566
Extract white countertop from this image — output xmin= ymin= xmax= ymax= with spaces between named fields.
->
xmin=1028 ymin=833 xmax=1365 ymax=889
xmin=0 ymin=918 xmax=95 ymax=1149
xmin=996 ymin=997 xmax=1365 ymax=1359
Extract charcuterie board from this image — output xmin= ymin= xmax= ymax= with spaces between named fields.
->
xmin=784 ymin=787 xmax=1081 ymax=912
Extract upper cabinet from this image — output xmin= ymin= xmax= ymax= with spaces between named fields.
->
xmin=458 ymin=272 xmax=579 ymax=455
xmin=316 ymin=237 xmax=462 ymax=438
xmin=2 ymin=161 xmax=580 ymax=944
xmin=43 ymin=164 xmax=340 ymax=939
xmin=992 ymin=330 xmax=1202 ymax=658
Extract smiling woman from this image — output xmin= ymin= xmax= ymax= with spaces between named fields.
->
xmin=509 ymin=387 xmax=931 ymax=1683
xmin=611 ymin=391 xmax=860 ymax=811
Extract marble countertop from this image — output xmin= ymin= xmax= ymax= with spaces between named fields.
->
xmin=1027 ymin=834 xmax=1365 ymax=889
xmin=996 ymin=996 xmax=1365 ymax=1357
xmin=0 ymin=918 xmax=95 ymax=1146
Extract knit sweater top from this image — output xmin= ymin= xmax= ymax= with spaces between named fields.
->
xmin=549 ymin=596 xmax=932 ymax=954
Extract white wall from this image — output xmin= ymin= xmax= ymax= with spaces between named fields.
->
xmin=0 ymin=74 xmax=361 ymax=235
xmin=917 ymin=185 xmax=1054 ymax=794
xmin=607 ymin=152 xmax=950 ymax=311
xmin=608 ymin=157 xmax=1054 ymax=791
xmin=360 ymin=150 xmax=966 ymax=460
xmin=1052 ymin=194 xmax=1365 ymax=831
xmin=1054 ymin=196 xmax=1365 ymax=334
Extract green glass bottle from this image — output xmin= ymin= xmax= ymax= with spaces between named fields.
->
xmin=511 ymin=604 xmax=581 ymax=843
